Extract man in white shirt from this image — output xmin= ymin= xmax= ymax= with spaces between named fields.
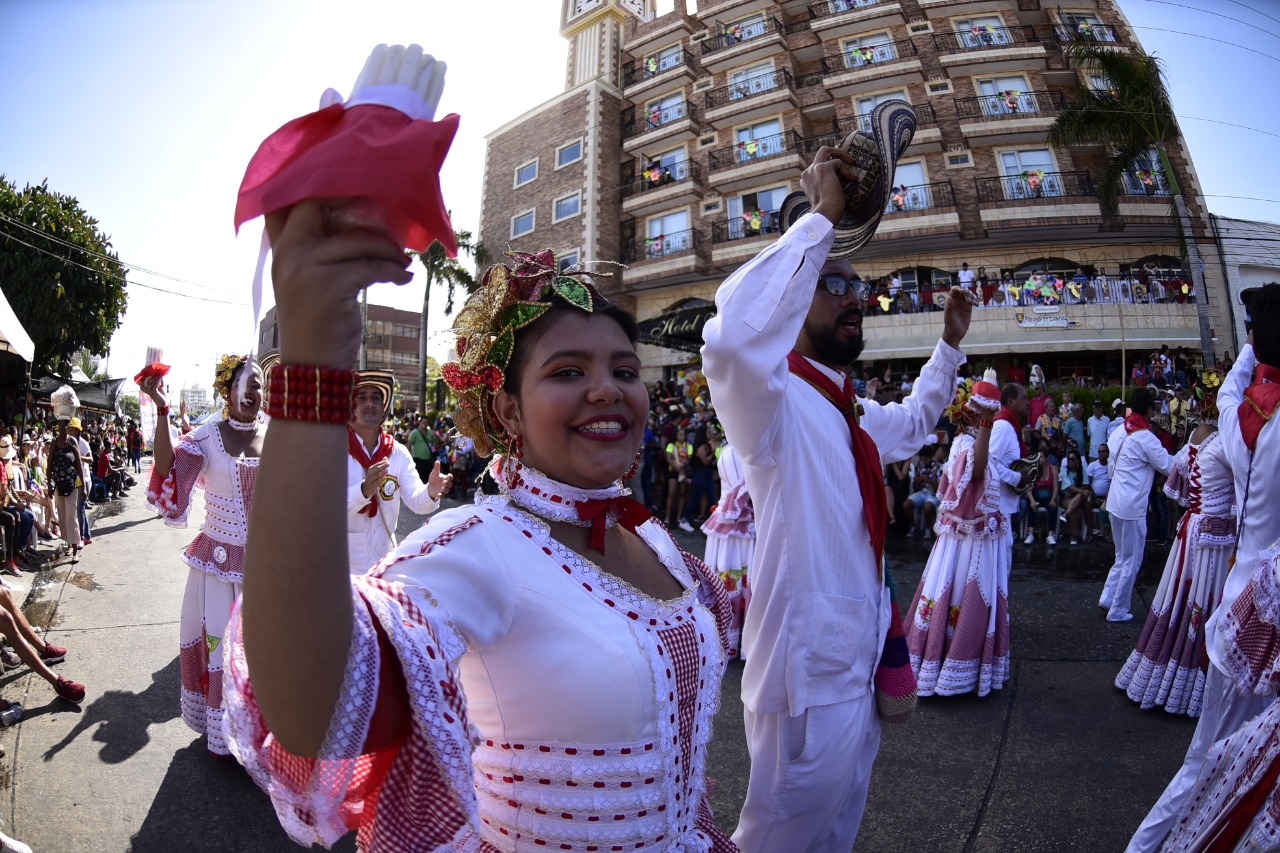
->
xmin=1126 ymin=285 xmax=1280 ymax=851
xmin=1086 ymin=398 xmax=1111 ymax=462
xmin=1100 ymin=388 xmax=1172 ymax=622
xmin=703 ymin=147 xmax=975 ymax=853
xmin=957 ymin=262 xmax=975 ymax=292
xmin=345 ymin=371 xmax=450 ymax=574
xmin=1086 ymin=443 xmax=1111 ymax=499
xmin=989 ymin=383 xmax=1033 ymax=544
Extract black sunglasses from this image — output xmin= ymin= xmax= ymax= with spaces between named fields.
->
xmin=818 ymin=274 xmax=872 ymax=301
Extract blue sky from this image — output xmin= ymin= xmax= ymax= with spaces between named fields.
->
xmin=1 ymin=0 xmax=1276 ymax=395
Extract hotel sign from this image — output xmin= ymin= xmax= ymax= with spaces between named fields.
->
xmin=637 ymin=304 xmax=717 ymax=353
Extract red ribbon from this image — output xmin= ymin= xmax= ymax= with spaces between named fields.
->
xmin=576 ymin=496 xmax=654 ymax=554
xmin=1240 ymin=362 xmax=1280 ymax=452
xmin=1124 ymin=412 xmax=1152 ymax=434
xmin=349 ymin=427 xmax=395 ymax=518
xmin=786 ymin=352 xmax=887 ymax=569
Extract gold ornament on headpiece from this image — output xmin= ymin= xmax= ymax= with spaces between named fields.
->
xmin=214 ymin=354 xmax=252 ymax=418
xmin=944 ymin=378 xmax=976 ymax=427
xmin=1191 ymin=368 xmax=1224 ymax=425
xmin=443 ymin=249 xmax=613 ymax=457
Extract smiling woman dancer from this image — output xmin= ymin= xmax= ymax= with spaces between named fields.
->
xmin=225 ymin=203 xmax=737 ymax=852
xmin=141 ymin=356 xmax=266 ymax=755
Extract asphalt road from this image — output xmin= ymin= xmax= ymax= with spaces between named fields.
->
xmin=1 ymin=478 xmax=1193 ymax=852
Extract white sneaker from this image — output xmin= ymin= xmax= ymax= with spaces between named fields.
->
xmin=1047 ymin=533 xmax=1057 ymax=545
xmin=1024 ymin=532 xmax=1035 ymax=545
xmin=677 ymin=519 xmax=694 ymax=533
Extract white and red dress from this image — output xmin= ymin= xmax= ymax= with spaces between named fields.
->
xmin=1114 ymin=430 xmax=1236 ymax=716
xmin=147 ymin=418 xmax=261 ymax=755
xmin=701 ymin=444 xmax=754 ymax=659
xmin=223 ymin=464 xmax=738 ymax=852
xmin=904 ymin=432 xmax=1011 ymax=697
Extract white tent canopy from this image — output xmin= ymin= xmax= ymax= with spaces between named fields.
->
xmin=0 ymin=288 xmax=35 ymax=363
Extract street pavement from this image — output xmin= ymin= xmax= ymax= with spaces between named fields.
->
xmin=3 ymin=472 xmax=1196 ymax=852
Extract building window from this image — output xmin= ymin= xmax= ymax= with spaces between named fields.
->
xmin=511 ymin=209 xmax=535 ymax=238
xmin=728 ymin=62 xmax=776 ymax=100
xmin=1122 ymin=148 xmax=1170 ymax=195
xmin=1059 ymin=11 xmax=1115 ymax=42
xmin=955 ymin=15 xmax=1009 ymax=48
xmin=645 ymin=210 xmax=691 ymax=258
xmin=947 ymin=152 xmax=973 ymax=168
xmin=976 ymin=75 xmax=1034 ymax=115
xmin=840 ymin=32 xmax=896 ymax=69
xmin=855 ymin=89 xmax=909 ymax=132
xmin=514 ymin=159 xmax=537 ymax=188
xmin=556 ymin=138 xmax=584 ymax=168
xmin=643 ymin=93 xmax=687 ymax=129
xmin=727 ymin=185 xmax=788 ymax=239
xmin=640 ymin=43 xmax=683 ymax=76
xmin=885 ymin=162 xmax=929 ymax=212
xmin=393 ymin=323 xmax=417 ymax=338
xmin=998 ymin=149 xmax=1062 ymax=198
xmin=558 ymin=251 xmax=580 ymax=272
xmin=553 ymin=192 xmax=582 ymax=222
xmin=391 ymin=351 xmax=418 ymax=366
xmin=723 ymin=12 xmax=766 ymax=42
xmin=734 ymin=118 xmax=782 ymax=163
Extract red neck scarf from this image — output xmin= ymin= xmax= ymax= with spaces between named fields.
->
xmin=576 ymin=497 xmax=654 ymax=554
xmin=1125 ymin=413 xmax=1151 ymax=434
xmin=1240 ymin=363 xmax=1280 ymax=452
xmin=349 ymin=427 xmax=395 ymax=518
xmin=787 ymin=352 xmax=887 ymax=569
xmin=995 ymin=406 xmax=1027 ymax=457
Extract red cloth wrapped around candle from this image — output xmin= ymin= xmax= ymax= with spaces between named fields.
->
xmin=234 ymin=103 xmax=459 ymax=256
xmin=134 ymin=362 xmax=171 ymax=384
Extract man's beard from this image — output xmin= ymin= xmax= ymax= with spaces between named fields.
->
xmin=805 ymin=310 xmax=865 ymax=367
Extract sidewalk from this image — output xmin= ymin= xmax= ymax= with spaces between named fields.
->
xmin=2 ymin=488 xmax=1195 ymax=852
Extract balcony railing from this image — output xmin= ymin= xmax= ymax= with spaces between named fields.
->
xmin=876 ymin=274 xmax=1199 ymax=313
xmin=933 ymin=25 xmax=1040 ymax=52
xmin=712 ymin=212 xmax=783 ymax=244
xmin=809 ymin=0 xmax=884 ymax=21
xmin=855 ymin=101 xmax=935 ymax=132
xmin=1054 ymin=22 xmax=1119 ymax=43
xmin=708 ymin=130 xmax=802 ymax=171
xmin=621 ymin=48 xmax=696 ymax=88
xmin=622 ymin=99 xmax=698 ymax=138
xmin=625 ymin=228 xmax=701 ymax=263
xmin=620 ymin=160 xmax=702 ymax=200
xmin=705 ymin=68 xmax=793 ymax=110
xmin=953 ymin=89 xmax=1066 ymax=120
xmin=1120 ymin=169 xmax=1172 ymax=196
xmin=821 ymin=38 xmax=918 ymax=73
xmin=883 ymin=181 xmax=954 ymax=213
xmin=701 ymin=16 xmax=783 ymax=56
xmin=975 ymin=170 xmax=1095 ymax=203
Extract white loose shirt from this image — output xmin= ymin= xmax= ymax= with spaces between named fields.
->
xmin=346 ymin=435 xmax=440 ymax=574
xmin=702 ymin=211 xmax=965 ymax=717
xmin=1206 ymin=345 xmax=1280 ymax=670
xmin=1105 ymin=420 xmax=1173 ymax=519
xmin=1087 ymin=414 xmax=1112 ymax=458
xmin=988 ymin=420 xmax=1026 ymax=519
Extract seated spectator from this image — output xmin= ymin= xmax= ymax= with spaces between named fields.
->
xmin=1058 ymin=450 xmax=1091 ymax=545
xmin=0 ymin=585 xmax=84 ymax=703
xmin=1021 ymin=455 xmax=1060 ymax=545
xmin=92 ymin=439 xmax=128 ymax=500
xmin=903 ymin=445 xmax=944 ymax=539
xmin=1087 ymin=444 xmax=1112 ymax=542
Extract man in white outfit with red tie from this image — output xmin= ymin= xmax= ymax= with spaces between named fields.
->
xmin=703 ymin=106 xmax=975 ymax=852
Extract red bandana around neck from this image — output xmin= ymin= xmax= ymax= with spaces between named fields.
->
xmin=786 ymin=352 xmax=887 ymax=569
xmin=1240 ymin=362 xmax=1280 ymax=452
xmin=1125 ymin=413 xmax=1152 ymax=434
xmin=349 ymin=427 xmax=395 ymax=518
xmin=995 ymin=406 xmax=1027 ymax=457
xmin=576 ymin=497 xmax=654 ymax=554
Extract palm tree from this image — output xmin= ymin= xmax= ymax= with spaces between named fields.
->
xmin=74 ymin=348 xmax=111 ymax=381
xmin=1047 ymin=39 xmax=1214 ymax=364
xmin=413 ymin=229 xmax=487 ymax=412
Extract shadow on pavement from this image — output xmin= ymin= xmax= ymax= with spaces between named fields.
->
xmin=43 ymin=657 xmax=181 ymax=763
xmin=129 ymin=740 xmax=357 ymax=853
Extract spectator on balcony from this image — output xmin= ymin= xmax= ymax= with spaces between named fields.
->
xmin=957 ymin=262 xmax=976 ymax=295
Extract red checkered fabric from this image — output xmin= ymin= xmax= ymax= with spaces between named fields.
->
xmin=146 ymin=437 xmax=205 ymax=526
xmin=682 ymin=549 xmax=734 ymax=655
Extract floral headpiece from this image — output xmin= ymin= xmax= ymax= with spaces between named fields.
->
xmin=944 ymin=378 xmax=976 ymax=427
xmin=443 ymin=249 xmax=605 ymax=457
xmin=1191 ymin=368 xmax=1224 ymax=425
xmin=214 ymin=354 xmax=252 ymax=399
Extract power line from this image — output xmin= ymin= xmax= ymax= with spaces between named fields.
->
xmin=1131 ymin=25 xmax=1280 ymax=62
xmin=1224 ymin=0 xmax=1280 ymax=29
xmin=0 ymin=229 xmax=250 ymax=306
xmin=1132 ymin=0 xmax=1280 ymax=41
xmin=0 ymin=212 xmax=231 ymax=292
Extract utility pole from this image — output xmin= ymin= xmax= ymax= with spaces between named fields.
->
xmin=359 ymin=287 xmax=369 ymax=370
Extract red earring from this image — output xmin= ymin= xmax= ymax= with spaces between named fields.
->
xmin=506 ymin=434 xmax=525 ymax=489
xmin=623 ymin=449 xmax=641 ymax=481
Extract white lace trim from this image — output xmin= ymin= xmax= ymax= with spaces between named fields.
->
xmin=501 ymin=461 xmax=631 ymax=530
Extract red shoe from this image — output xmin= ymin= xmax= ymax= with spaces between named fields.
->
xmin=82 ymin=538 xmax=92 ymax=546
xmin=53 ymin=676 xmax=85 ymax=703
xmin=41 ymin=643 xmax=66 ymax=665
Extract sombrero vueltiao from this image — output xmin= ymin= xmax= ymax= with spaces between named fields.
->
xmin=354 ymin=370 xmax=396 ymax=418
xmin=257 ymin=350 xmax=281 ymax=378
xmin=778 ymin=99 xmax=917 ymax=258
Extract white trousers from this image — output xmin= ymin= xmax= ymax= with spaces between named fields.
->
xmin=733 ymin=695 xmax=880 ymax=853
xmin=1101 ymin=515 xmax=1146 ymax=619
xmin=1125 ymin=665 xmax=1274 ymax=852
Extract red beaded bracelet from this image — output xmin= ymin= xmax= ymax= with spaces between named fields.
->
xmin=265 ymin=364 xmax=357 ymax=424
xmin=157 ymin=406 xmax=171 ymax=416
xmin=976 ymin=418 xmax=994 ymax=429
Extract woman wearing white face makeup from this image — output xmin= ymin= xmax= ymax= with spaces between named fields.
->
xmin=226 ymin=207 xmax=738 ymax=852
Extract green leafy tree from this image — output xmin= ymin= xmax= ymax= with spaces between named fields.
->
xmin=75 ymin=348 xmax=111 ymax=381
xmin=1046 ymin=41 xmax=1212 ymax=363
xmin=119 ymin=393 xmax=140 ymax=421
xmin=0 ymin=177 xmax=129 ymax=373
xmin=412 ymin=230 xmax=487 ymax=411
